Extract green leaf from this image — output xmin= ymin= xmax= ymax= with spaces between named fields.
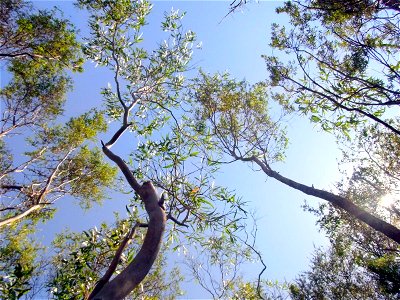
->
xmin=311 ymin=115 xmax=321 ymax=123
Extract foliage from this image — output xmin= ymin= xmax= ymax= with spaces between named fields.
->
xmin=191 ymin=2 xmax=400 ymax=298
xmin=0 ymin=0 xmax=116 ymax=224
xmin=3 ymin=0 xmax=400 ymax=298
xmin=0 ymin=0 xmax=83 ymax=71
xmin=288 ymin=240 xmax=393 ymax=299
xmin=0 ymin=1 xmax=117 ymax=297
xmin=192 ymin=71 xmax=288 ymax=163
xmin=49 ymin=216 xmax=184 ymax=299
xmin=76 ymin=0 xmax=249 ymax=242
xmin=0 ymin=110 xmax=117 ymax=222
xmin=295 ymin=121 xmax=400 ymax=298
xmin=184 ymin=232 xmax=253 ymax=299
xmin=262 ymin=4 xmax=400 ymax=297
xmin=44 ymin=0 xmax=251 ymax=297
xmin=0 ymin=0 xmax=84 ymax=136
xmin=0 ymin=223 xmax=42 ymax=300
xmin=342 ymin=122 xmax=400 ymax=196
xmin=265 ymin=0 xmax=400 ymax=138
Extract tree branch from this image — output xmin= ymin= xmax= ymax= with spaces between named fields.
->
xmin=0 ymin=203 xmax=48 ymax=227
xmin=93 ymin=146 xmax=166 ymax=299
xmin=101 ymin=141 xmax=141 ymax=193
xmin=167 ymin=213 xmax=189 ymax=228
xmin=103 ymin=124 xmax=132 ymax=148
xmin=250 ymin=156 xmax=400 ymax=244
xmin=88 ymin=223 xmax=140 ymax=300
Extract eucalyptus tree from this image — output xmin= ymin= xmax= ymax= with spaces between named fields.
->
xmin=292 ymin=123 xmax=400 ymax=298
xmin=263 ymin=0 xmax=400 ymax=289
xmin=0 ymin=0 xmax=115 ymax=227
xmin=191 ymin=71 xmax=400 ymax=244
xmin=193 ymin=0 xmax=400 ymax=295
xmin=265 ymin=0 xmax=400 ymax=138
xmin=288 ymin=240 xmax=397 ymax=299
xmin=193 ymin=0 xmax=400 ymax=239
xmin=0 ymin=1 xmax=119 ymax=298
xmin=43 ymin=1 xmax=248 ymax=299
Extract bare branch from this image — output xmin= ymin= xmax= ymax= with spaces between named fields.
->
xmin=104 ymin=123 xmax=132 ymax=148
xmin=250 ymin=156 xmax=400 ymax=244
xmin=101 ymin=141 xmax=141 ymax=193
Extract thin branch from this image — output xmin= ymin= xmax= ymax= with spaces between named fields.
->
xmin=0 ymin=185 xmax=24 ymax=191
xmin=0 ymin=147 xmax=47 ymax=181
xmin=88 ymin=222 xmax=140 ymax=300
xmin=110 ymin=23 xmax=126 ymax=110
xmin=35 ymin=150 xmax=73 ymax=204
xmin=0 ymin=203 xmax=48 ymax=227
xmin=0 ymin=150 xmax=72 ymax=227
xmin=167 ymin=213 xmax=189 ymax=228
xmin=101 ymin=141 xmax=141 ymax=193
xmin=239 ymin=220 xmax=266 ymax=300
xmin=283 ymin=62 xmax=400 ymax=136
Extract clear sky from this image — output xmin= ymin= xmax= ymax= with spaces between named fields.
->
xmin=30 ymin=1 xmax=342 ymax=298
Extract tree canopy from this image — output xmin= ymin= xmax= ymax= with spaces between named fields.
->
xmin=0 ymin=0 xmax=399 ymax=299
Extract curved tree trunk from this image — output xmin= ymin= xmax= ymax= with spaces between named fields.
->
xmin=252 ymin=157 xmax=400 ymax=244
xmin=90 ymin=145 xmax=166 ymax=300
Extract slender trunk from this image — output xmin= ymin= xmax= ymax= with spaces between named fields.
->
xmin=252 ymin=157 xmax=400 ymax=244
xmin=91 ymin=147 xmax=166 ymax=300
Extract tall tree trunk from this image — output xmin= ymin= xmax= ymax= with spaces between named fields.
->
xmin=90 ymin=146 xmax=166 ymax=300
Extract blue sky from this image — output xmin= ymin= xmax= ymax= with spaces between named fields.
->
xmin=29 ymin=1 xmax=343 ymax=297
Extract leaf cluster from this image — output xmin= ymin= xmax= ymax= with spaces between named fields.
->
xmin=266 ymin=0 xmax=400 ymax=138
xmin=0 ymin=223 xmax=43 ymax=299
xmin=192 ymin=71 xmax=288 ymax=164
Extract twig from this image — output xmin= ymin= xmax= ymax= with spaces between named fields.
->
xmin=167 ymin=213 xmax=189 ymax=227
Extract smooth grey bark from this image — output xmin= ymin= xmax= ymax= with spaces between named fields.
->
xmin=90 ymin=145 xmax=166 ymax=300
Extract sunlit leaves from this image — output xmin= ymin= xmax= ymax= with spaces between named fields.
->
xmin=131 ymin=123 xmax=246 ymax=237
xmin=62 ymin=146 xmax=118 ymax=208
xmin=266 ymin=0 xmax=400 ymax=137
xmin=77 ymin=0 xmax=249 ymax=250
xmin=1 ymin=108 xmax=116 ymax=222
xmin=49 ymin=219 xmax=183 ymax=299
xmin=0 ymin=61 xmax=72 ymax=134
xmin=192 ymin=71 xmax=288 ymax=164
xmin=61 ymin=110 xmax=108 ymax=147
xmin=1 ymin=2 xmax=83 ymax=72
xmin=81 ymin=0 xmax=196 ymax=139
xmin=0 ymin=1 xmax=117 ymax=228
xmin=299 ymin=119 xmax=400 ymax=297
xmin=0 ymin=223 xmax=43 ymax=299
xmin=289 ymin=241 xmax=387 ymax=299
